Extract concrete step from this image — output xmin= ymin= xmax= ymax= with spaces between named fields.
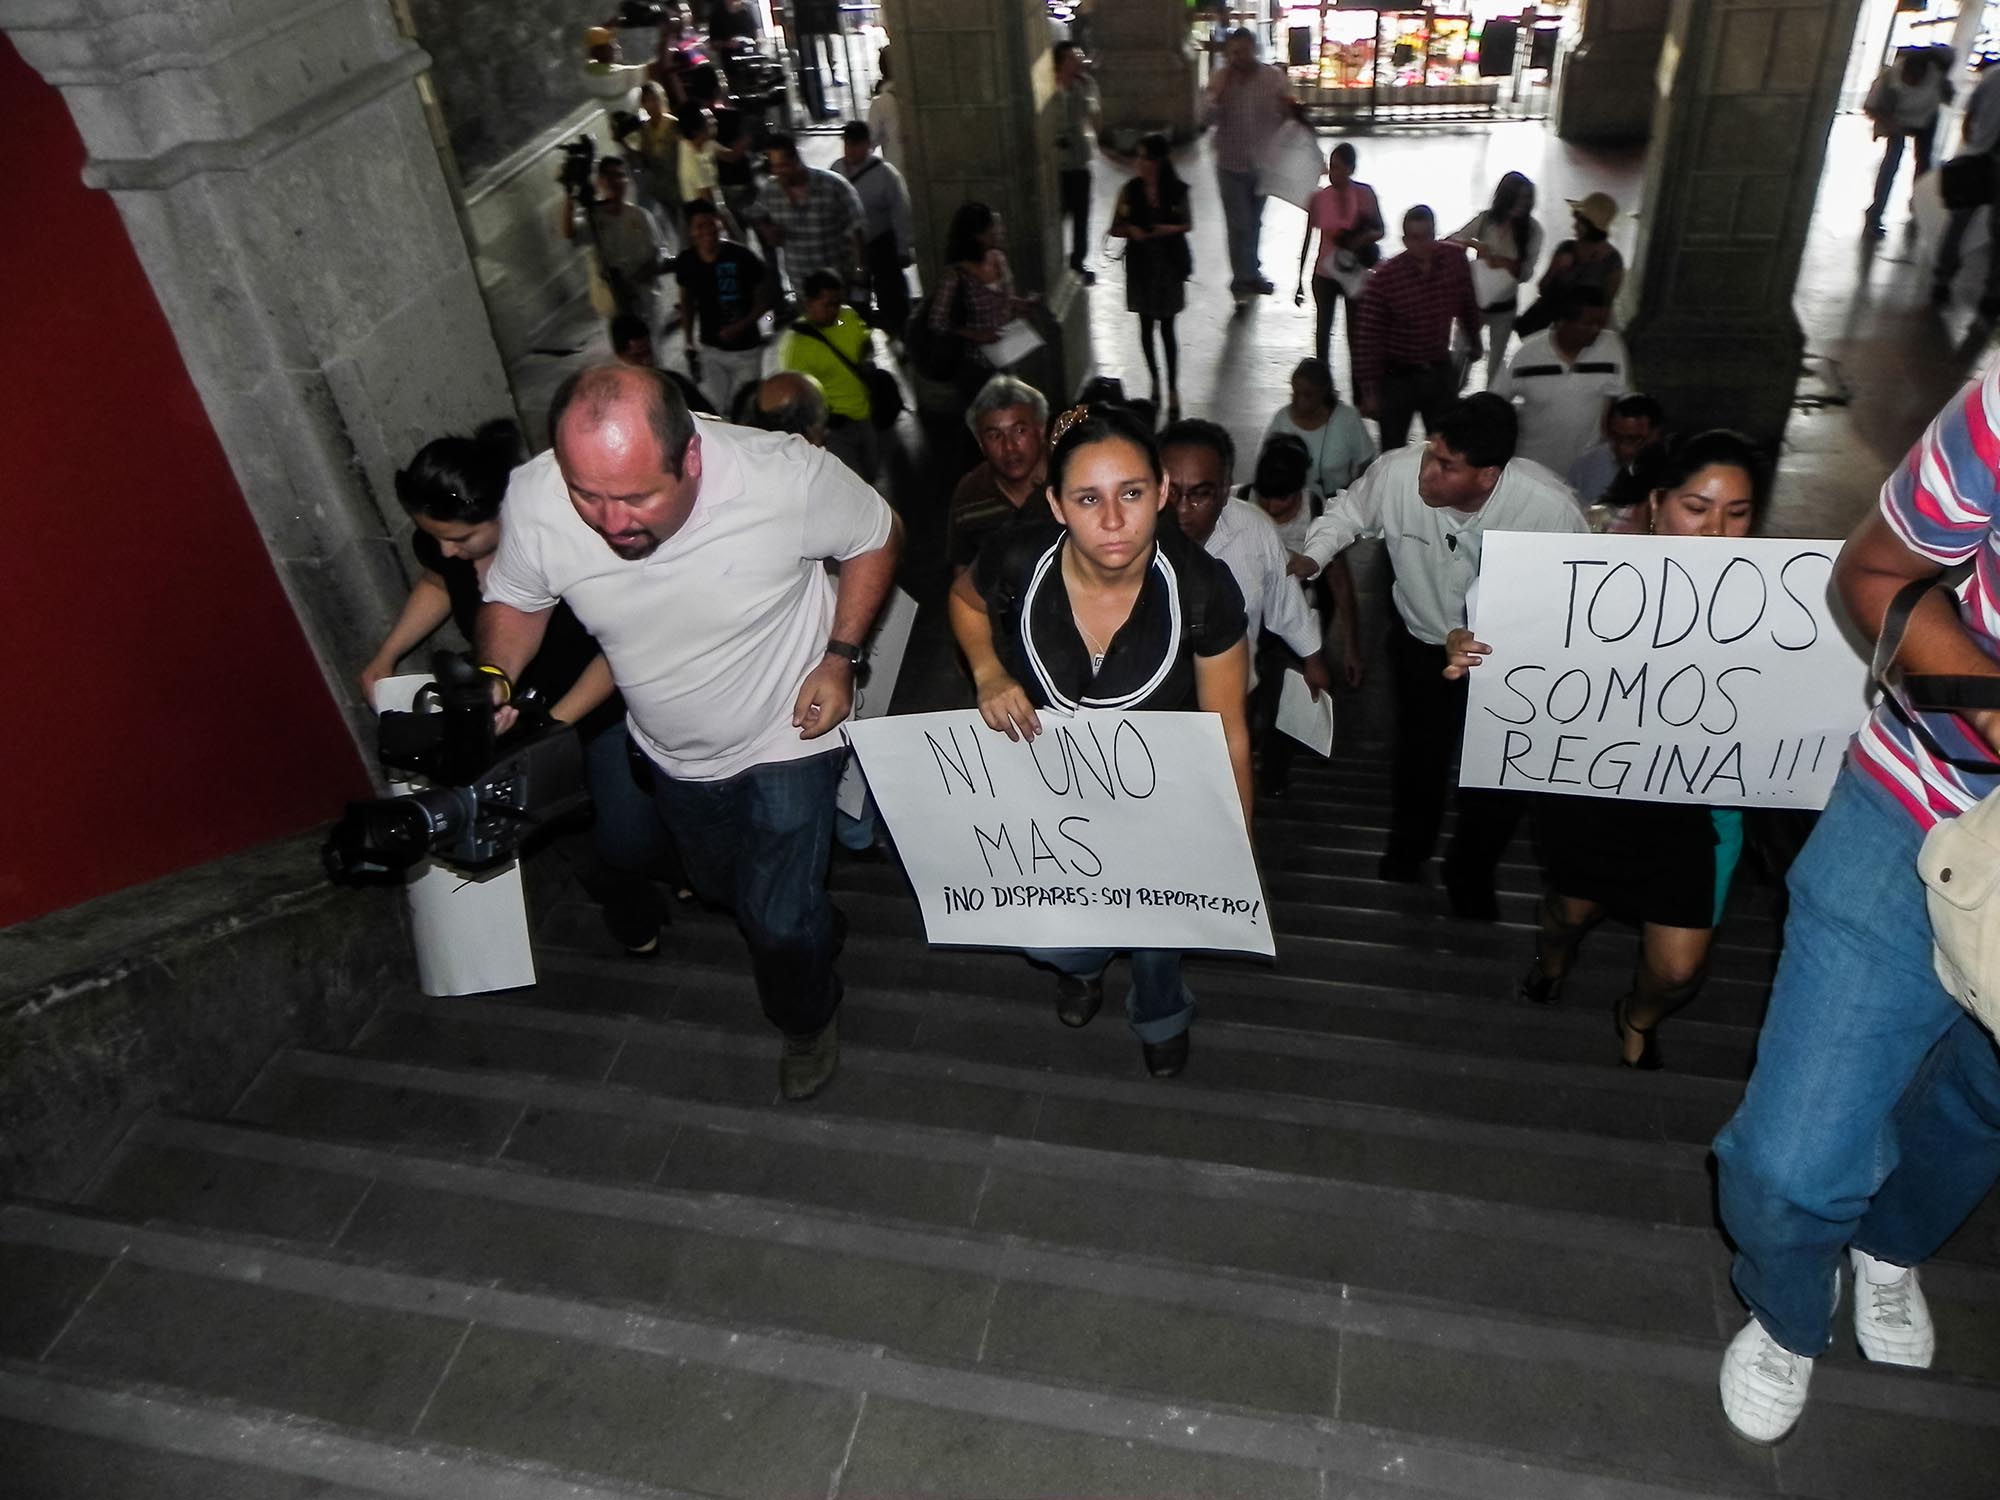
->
xmin=18 ymin=1151 xmax=2000 ymax=1499
xmin=0 ymin=1358 xmax=681 ymax=1499
xmin=0 ymin=1199 xmax=1846 ymax=1500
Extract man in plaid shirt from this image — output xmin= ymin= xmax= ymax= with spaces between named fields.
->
xmin=1354 ymin=206 xmax=1483 ymax=450
xmin=750 ymin=133 xmax=866 ymax=304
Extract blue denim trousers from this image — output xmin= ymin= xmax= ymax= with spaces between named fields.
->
xmin=1025 ymin=948 xmax=1195 ymax=1044
xmin=1713 ymin=765 xmax=2000 ymax=1356
xmin=647 ymin=748 xmax=845 ymax=1037
xmin=1215 ymin=167 xmax=1266 ymax=288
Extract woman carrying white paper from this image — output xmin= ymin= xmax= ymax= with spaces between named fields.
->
xmin=948 ymin=403 xmax=1252 ymax=1078
xmin=1443 ymin=430 xmax=1766 ymax=1069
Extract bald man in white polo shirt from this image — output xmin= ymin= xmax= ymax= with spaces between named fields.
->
xmin=478 ymin=365 xmax=902 ymax=1100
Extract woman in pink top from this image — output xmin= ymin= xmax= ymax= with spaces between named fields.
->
xmin=1293 ymin=142 xmax=1383 ymax=378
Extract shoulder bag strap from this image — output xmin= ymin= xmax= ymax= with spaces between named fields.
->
xmin=791 ymin=320 xmax=870 ymax=381
xmin=1875 ymin=568 xmax=2000 ymax=714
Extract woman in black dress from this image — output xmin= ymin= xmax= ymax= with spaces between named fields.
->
xmin=949 ymin=403 xmax=1253 ymax=1077
xmin=1443 ymin=431 xmax=1766 ymax=1069
xmin=1109 ymin=134 xmax=1193 ymax=420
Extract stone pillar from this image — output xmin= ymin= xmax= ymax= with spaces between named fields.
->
xmin=1086 ymin=0 xmax=1197 ymax=143
xmin=1622 ymin=0 xmax=1865 ymax=448
xmin=1 ymin=0 xmax=515 ymax=752
xmin=879 ymin=0 xmax=1090 ymax=402
xmin=1553 ymin=0 xmax=1672 ymax=146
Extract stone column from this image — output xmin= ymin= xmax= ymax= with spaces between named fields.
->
xmin=1086 ymin=0 xmax=1197 ymax=143
xmin=1 ymin=0 xmax=515 ymax=752
xmin=878 ymin=0 xmax=1090 ymax=401
xmin=1553 ymin=0 xmax=1672 ymax=146
xmin=1622 ymin=0 xmax=1865 ymax=448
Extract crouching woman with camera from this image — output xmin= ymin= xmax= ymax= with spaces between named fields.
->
xmin=948 ymin=402 xmax=1254 ymax=1079
xmin=358 ymin=422 xmax=677 ymax=953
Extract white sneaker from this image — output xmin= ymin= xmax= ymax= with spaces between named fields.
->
xmin=1719 ymin=1317 xmax=1813 ymax=1444
xmin=1850 ymin=1248 xmax=1936 ymax=1367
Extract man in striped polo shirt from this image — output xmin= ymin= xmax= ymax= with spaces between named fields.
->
xmin=1713 ymin=366 xmax=2000 ymax=1444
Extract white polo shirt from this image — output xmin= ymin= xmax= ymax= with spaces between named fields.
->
xmin=483 ymin=419 xmax=895 ymax=781
xmin=1201 ymin=498 xmax=1321 ymax=688
xmin=1488 ymin=328 xmax=1629 ymax=480
xmin=1299 ymin=446 xmax=1585 ymax=646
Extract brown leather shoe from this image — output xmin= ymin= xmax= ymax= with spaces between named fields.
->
xmin=780 ymin=1017 xmax=839 ymax=1101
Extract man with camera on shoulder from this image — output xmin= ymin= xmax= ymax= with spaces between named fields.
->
xmin=559 ymin=153 xmax=667 ymax=338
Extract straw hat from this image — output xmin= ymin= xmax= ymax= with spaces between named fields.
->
xmin=1567 ymin=192 xmax=1619 ymax=232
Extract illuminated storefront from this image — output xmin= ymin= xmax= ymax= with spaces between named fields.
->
xmin=1201 ymin=2 xmax=1577 ymax=120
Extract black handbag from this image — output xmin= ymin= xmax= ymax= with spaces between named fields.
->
xmin=790 ymin=321 xmax=905 ymax=429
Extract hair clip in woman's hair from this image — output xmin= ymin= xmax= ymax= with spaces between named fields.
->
xmin=1049 ymin=404 xmax=1092 ymax=446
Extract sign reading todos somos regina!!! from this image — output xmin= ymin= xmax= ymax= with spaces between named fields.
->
xmin=845 ymin=709 xmax=1274 ymax=957
xmin=1461 ymin=533 xmax=1868 ymax=810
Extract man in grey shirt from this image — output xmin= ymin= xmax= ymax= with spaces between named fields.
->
xmin=834 ymin=120 xmax=915 ymax=334
xmin=1053 ymin=41 xmax=1103 ymax=285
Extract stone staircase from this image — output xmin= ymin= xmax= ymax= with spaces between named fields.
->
xmin=5 ymin=750 xmax=1998 ymax=1499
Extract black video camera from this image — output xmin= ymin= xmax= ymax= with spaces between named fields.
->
xmin=557 ymin=135 xmax=599 ymax=203
xmin=323 ymin=654 xmax=591 ymax=883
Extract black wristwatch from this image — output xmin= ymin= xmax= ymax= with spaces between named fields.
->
xmin=824 ymin=637 xmax=866 ymax=666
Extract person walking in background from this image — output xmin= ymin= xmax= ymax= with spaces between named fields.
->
xmin=929 ymin=202 xmax=1040 ymax=387
xmin=1053 ymin=41 xmax=1104 ymax=285
xmin=1109 ymin=134 xmax=1193 ymax=418
xmin=673 ymin=199 xmax=772 ymax=415
xmin=1444 ymin=430 xmax=1766 ymax=1063
xmin=1353 ymin=206 xmax=1482 ymax=450
xmin=1515 ymin=192 xmax=1623 ymax=338
xmin=748 ymin=134 xmax=866 ymax=305
xmin=560 ymin=155 xmax=668 ymax=339
xmin=1865 ymin=46 xmax=1953 ymax=239
xmin=950 ymin=403 xmax=1251 ymax=1079
xmin=1933 ymin=55 xmax=2000 ymax=313
xmin=868 ymin=45 xmax=905 ymax=170
xmin=1203 ymin=27 xmax=1294 ymax=308
xmin=1450 ymin=170 xmax=1543 ymax=385
xmin=1262 ymin=356 xmax=1374 ymax=500
xmin=1568 ymin=391 xmax=1664 ymax=511
xmin=1294 ymin=142 xmax=1383 ymax=375
xmin=1711 ymin=365 xmax=2000 ymax=1444
xmin=1488 ymin=287 xmax=1628 ymax=479
xmin=777 ymin=269 xmax=884 ymax=481
xmin=1162 ymin=419 xmax=1335 ymax=801
xmin=833 ymin=120 xmax=914 ymax=337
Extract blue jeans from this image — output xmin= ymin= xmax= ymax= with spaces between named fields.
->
xmin=1216 ymin=167 xmax=1265 ymax=288
xmin=647 ymin=749 xmax=846 ymax=1037
xmin=1713 ymin=765 xmax=2000 ymax=1356
xmin=1025 ymin=948 xmax=1195 ymax=1044
xmin=562 ymin=722 xmax=677 ymax=947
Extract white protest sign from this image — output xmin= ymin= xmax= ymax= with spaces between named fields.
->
xmin=1461 ymin=533 xmax=1867 ymax=810
xmin=836 ymin=586 xmax=919 ymax=820
xmin=1257 ymin=119 xmax=1324 ymax=209
xmin=846 ymin=708 xmax=1274 ymax=956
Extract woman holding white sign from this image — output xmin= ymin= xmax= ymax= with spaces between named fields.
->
xmin=948 ymin=403 xmax=1252 ymax=1079
xmin=1443 ymin=430 xmax=1764 ymax=1070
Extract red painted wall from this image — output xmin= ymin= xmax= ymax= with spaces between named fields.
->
xmin=0 ymin=36 xmax=368 ymax=927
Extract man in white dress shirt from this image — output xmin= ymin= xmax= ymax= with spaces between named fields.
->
xmin=476 ymin=365 xmax=902 ymax=1100
xmin=1163 ymin=419 xmax=1333 ymax=799
xmin=1292 ymin=393 xmax=1585 ymax=917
